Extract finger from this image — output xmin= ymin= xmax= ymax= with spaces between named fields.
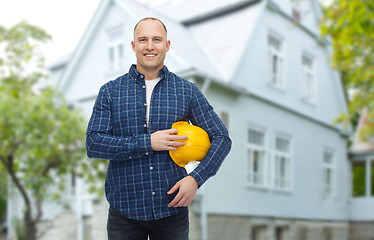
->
xmin=167 ymin=181 xmax=180 ymax=195
xmin=183 ymin=199 xmax=192 ymax=207
xmin=167 ymin=128 xmax=178 ymax=134
xmin=168 ymin=141 xmax=186 ymax=147
xmin=176 ymin=199 xmax=189 ymax=207
xmin=168 ymin=192 xmax=183 ymax=207
xmin=169 ymin=135 xmax=188 ymax=141
xmin=179 ymin=197 xmax=192 ymax=207
xmin=167 ymin=146 xmax=179 ymax=151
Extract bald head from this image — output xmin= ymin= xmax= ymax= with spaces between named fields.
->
xmin=133 ymin=17 xmax=167 ymax=39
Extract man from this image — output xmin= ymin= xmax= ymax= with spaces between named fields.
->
xmin=86 ymin=17 xmax=231 ymax=240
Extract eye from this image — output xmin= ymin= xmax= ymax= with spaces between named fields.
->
xmin=139 ymin=38 xmax=146 ymax=42
xmin=154 ymin=38 xmax=161 ymax=42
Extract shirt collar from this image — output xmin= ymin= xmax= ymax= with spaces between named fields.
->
xmin=129 ymin=64 xmax=169 ymax=81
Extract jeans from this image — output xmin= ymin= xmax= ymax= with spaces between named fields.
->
xmin=107 ymin=206 xmax=189 ymax=240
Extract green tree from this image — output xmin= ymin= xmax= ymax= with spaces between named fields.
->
xmin=320 ymin=0 xmax=374 ymax=137
xmin=0 ymin=21 xmax=106 ymax=240
xmin=0 ymin=164 xmax=6 ymax=224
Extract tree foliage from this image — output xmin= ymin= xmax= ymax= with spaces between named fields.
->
xmin=0 ymin=21 xmax=106 ymax=240
xmin=0 ymin=164 xmax=6 ymax=223
xmin=320 ymin=0 xmax=374 ymax=138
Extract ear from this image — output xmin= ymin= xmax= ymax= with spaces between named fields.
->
xmin=166 ymin=40 xmax=171 ymax=52
xmin=131 ymin=41 xmax=135 ymax=52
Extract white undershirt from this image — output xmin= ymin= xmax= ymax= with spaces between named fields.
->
xmin=145 ymin=77 xmax=161 ymax=124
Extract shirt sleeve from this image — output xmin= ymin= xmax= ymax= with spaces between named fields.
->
xmin=187 ymin=83 xmax=232 ymax=187
xmin=86 ymin=83 xmax=153 ymax=161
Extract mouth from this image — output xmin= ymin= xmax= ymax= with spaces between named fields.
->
xmin=144 ymin=53 xmax=157 ymax=58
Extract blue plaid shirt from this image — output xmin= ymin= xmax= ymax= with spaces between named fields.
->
xmin=86 ymin=65 xmax=231 ymax=220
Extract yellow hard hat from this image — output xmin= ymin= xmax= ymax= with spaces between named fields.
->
xmin=169 ymin=121 xmax=211 ymax=167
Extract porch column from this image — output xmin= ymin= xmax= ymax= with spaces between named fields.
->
xmin=365 ymin=157 xmax=371 ymax=197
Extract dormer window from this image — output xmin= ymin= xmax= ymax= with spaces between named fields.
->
xmin=291 ymin=1 xmax=301 ymax=23
xmin=107 ymin=27 xmax=125 ymax=71
xmin=302 ymin=54 xmax=315 ymax=102
xmin=292 ymin=8 xmax=301 ymax=23
xmin=268 ymin=34 xmax=284 ymax=88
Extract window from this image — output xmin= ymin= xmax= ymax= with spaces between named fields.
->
xmin=268 ymin=34 xmax=284 ymax=88
xmin=275 ymin=227 xmax=287 ymax=240
xmin=323 ymin=228 xmax=333 ymax=240
xmin=108 ymin=27 xmax=125 ymax=71
xmin=351 ymin=160 xmax=374 ymax=197
xmin=352 ymin=161 xmax=366 ymax=197
xmin=297 ymin=227 xmax=308 ymax=240
xmin=292 ymin=8 xmax=301 ymax=23
xmin=291 ymin=1 xmax=301 ymax=23
xmin=247 ymin=128 xmax=267 ymax=187
xmin=274 ymin=136 xmax=291 ymax=190
xmin=252 ymin=226 xmax=267 ymax=240
xmin=219 ymin=111 xmax=230 ymax=131
xmin=302 ymin=55 xmax=315 ymax=102
xmin=323 ymin=151 xmax=335 ymax=197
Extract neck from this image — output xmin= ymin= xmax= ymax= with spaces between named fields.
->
xmin=136 ymin=65 xmax=163 ymax=80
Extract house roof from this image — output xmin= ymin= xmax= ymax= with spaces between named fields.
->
xmin=153 ymin=0 xmax=260 ymax=23
xmin=179 ymin=0 xmax=264 ymax=81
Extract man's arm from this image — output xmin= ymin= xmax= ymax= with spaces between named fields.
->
xmin=167 ymin=83 xmax=232 ymax=207
xmin=186 ymin=83 xmax=232 ymax=187
xmin=86 ymin=83 xmax=188 ymax=161
xmin=86 ymin=83 xmax=151 ymax=160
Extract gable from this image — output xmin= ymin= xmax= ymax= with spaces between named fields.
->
xmin=58 ymin=0 xmax=225 ymax=100
xmin=269 ymin=0 xmax=323 ymax=36
xmin=185 ymin=0 xmax=265 ymax=81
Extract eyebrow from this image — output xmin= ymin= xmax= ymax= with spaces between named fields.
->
xmin=137 ymin=36 xmax=164 ymax=40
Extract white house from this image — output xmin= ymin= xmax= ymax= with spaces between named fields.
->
xmin=7 ymin=0 xmax=374 ymax=239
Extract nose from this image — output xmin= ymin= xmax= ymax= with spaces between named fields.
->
xmin=146 ymin=40 xmax=154 ymax=50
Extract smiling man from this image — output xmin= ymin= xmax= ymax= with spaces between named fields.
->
xmin=86 ymin=17 xmax=231 ymax=240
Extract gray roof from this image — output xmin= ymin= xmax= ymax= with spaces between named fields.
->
xmin=153 ymin=0 xmax=259 ymax=23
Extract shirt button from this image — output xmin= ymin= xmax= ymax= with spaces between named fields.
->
xmin=129 ymin=156 xmax=132 ymax=159
xmin=144 ymin=103 xmax=147 ymax=106
xmin=140 ymin=75 xmax=144 ymax=78
xmin=144 ymin=124 xmax=147 ymax=128
xmin=150 ymin=166 xmax=153 ymax=170
xmin=142 ymin=85 xmax=146 ymax=88
xmin=152 ymin=192 xmax=156 ymax=196
xmin=145 ymin=152 xmax=149 ymax=156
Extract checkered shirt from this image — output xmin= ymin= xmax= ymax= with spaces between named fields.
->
xmin=86 ymin=65 xmax=231 ymax=220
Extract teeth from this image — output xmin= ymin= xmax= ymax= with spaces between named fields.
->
xmin=146 ymin=54 xmax=155 ymax=57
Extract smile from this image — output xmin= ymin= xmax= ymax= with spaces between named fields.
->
xmin=145 ymin=54 xmax=156 ymax=57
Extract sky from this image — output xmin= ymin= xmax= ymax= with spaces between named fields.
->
xmin=0 ymin=0 xmax=102 ymax=65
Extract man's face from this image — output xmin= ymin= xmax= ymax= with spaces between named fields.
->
xmin=131 ymin=19 xmax=170 ymax=74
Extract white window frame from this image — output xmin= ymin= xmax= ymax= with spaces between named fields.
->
xmin=246 ymin=126 xmax=268 ymax=188
xmin=273 ymin=135 xmax=292 ymax=191
xmin=323 ymin=149 xmax=336 ymax=198
xmin=268 ymin=33 xmax=284 ymax=89
xmin=107 ymin=26 xmax=125 ymax=72
xmin=301 ymin=54 xmax=316 ymax=103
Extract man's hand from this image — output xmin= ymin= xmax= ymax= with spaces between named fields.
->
xmin=167 ymin=176 xmax=199 ymax=207
xmin=151 ymin=129 xmax=188 ymax=151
